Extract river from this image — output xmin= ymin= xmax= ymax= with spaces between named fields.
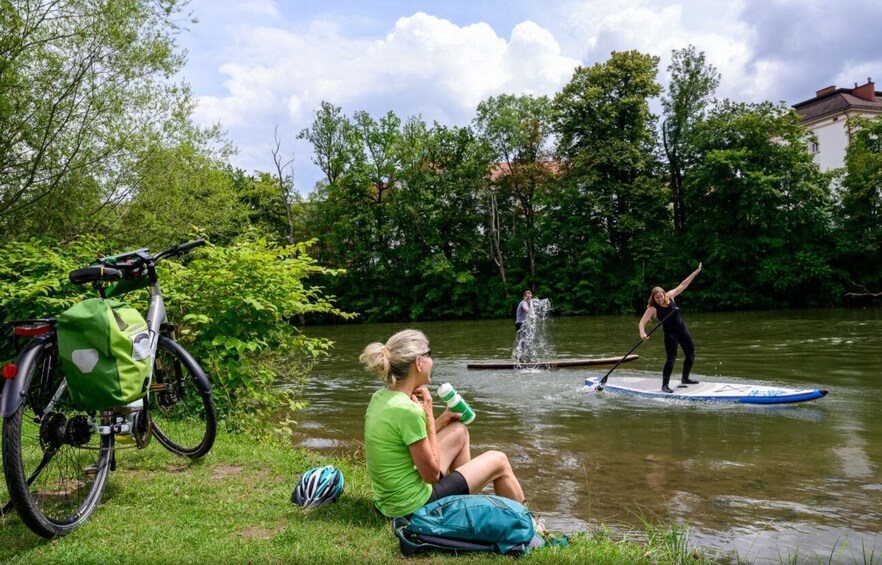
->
xmin=297 ymin=308 xmax=882 ymax=563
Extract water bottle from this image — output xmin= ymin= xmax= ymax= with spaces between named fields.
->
xmin=437 ymin=383 xmax=476 ymax=425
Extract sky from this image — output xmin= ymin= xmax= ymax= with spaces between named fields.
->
xmin=177 ymin=0 xmax=882 ymax=193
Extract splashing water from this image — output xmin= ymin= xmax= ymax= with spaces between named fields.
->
xmin=512 ymin=298 xmax=555 ymax=363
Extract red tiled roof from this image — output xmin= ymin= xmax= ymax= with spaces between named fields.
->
xmin=488 ymin=161 xmax=560 ymax=182
xmin=794 ymin=88 xmax=882 ymax=123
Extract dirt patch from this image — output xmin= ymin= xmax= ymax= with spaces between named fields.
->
xmin=166 ymin=464 xmax=190 ymax=473
xmin=236 ymin=525 xmax=284 ymax=540
xmin=211 ymin=464 xmax=244 ymax=480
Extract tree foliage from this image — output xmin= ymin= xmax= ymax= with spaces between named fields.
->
xmin=837 ymin=116 xmax=882 ymax=289
xmin=474 ymin=94 xmax=555 ymax=291
xmin=0 ymin=235 xmax=351 ymax=435
xmin=0 ymin=0 xmax=197 ymax=237
xmin=661 ymin=45 xmax=720 ymax=233
xmin=684 ymin=101 xmax=837 ymax=307
xmin=4 ymin=32 xmax=878 ymax=336
xmin=550 ymin=50 xmax=670 ymax=311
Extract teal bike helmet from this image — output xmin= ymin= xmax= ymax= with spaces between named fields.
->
xmin=292 ymin=465 xmax=345 ymax=507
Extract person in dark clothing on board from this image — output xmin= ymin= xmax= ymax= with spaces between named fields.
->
xmin=638 ymin=263 xmax=703 ymax=393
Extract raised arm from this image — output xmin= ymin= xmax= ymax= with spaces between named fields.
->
xmin=668 ymin=262 xmax=702 ymax=300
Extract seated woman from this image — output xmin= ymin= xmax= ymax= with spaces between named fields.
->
xmin=360 ymin=329 xmax=525 ymax=518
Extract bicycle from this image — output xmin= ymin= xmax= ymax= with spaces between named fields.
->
xmin=1 ymin=238 xmax=217 ymax=537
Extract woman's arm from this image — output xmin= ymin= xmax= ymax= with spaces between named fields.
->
xmin=409 ymin=438 xmax=441 ymax=483
xmin=638 ymin=306 xmax=656 ymax=340
xmin=409 ymin=387 xmax=441 ymax=483
xmin=668 ymin=262 xmax=702 ymax=299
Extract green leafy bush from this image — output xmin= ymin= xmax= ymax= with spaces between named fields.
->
xmin=0 ymin=236 xmax=351 ymax=435
xmin=0 ymin=238 xmax=102 ymax=362
xmin=158 ymin=235 xmax=354 ymax=435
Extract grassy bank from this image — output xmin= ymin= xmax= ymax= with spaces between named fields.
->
xmin=0 ymin=428 xmax=715 ymax=564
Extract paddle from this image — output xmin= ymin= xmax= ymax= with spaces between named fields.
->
xmin=595 ymin=307 xmax=678 ymax=391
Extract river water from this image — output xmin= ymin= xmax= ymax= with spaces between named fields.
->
xmin=297 ymin=308 xmax=882 ymax=563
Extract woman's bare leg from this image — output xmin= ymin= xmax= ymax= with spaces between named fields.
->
xmin=455 ymin=450 xmax=525 ymax=503
xmin=437 ymin=422 xmax=470 ymax=473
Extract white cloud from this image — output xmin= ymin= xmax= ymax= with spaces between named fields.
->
xmin=190 ymin=10 xmax=580 ymax=186
xmin=184 ymin=0 xmax=879 ymax=189
xmin=501 ymin=21 xmax=580 ymax=95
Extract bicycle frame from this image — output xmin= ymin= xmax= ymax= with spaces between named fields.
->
xmin=2 ymin=242 xmax=212 ymax=421
xmin=1 ymin=238 xmax=215 ymax=537
xmin=1 ymin=333 xmax=53 ymax=418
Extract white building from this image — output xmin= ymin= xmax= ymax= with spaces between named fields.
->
xmin=792 ymin=78 xmax=882 ymax=171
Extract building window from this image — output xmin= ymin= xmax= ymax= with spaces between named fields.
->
xmin=810 ymin=142 xmax=820 ymax=154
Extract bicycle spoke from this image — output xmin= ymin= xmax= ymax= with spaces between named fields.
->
xmin=2 ymin=340 xmax=111 ymax=537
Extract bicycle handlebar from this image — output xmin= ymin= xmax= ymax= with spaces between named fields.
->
xmin=69 ymin=238 xmax=206 ymax=287
xmin=155 ymin=238 xmax=206 ymax=261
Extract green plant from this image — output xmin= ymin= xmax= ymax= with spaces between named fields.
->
xmin=159 ymin=234 xmax=354 ymax=435
xmin=0 ymin=237 xmax=103 ymax=362
xmin=0 ymin=235 xmax=351 ymax=437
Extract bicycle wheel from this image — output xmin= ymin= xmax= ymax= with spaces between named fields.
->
xmin=1 ymin=339 xmax=113 ymax=538
xmin=149 ymin=337 xmax=216 ymax=458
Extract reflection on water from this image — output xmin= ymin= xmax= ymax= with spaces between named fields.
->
xmin=299 ymin=309 xmax=882 ymax=562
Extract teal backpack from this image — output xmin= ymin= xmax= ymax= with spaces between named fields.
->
xmin=57 ymin=298 xmax=151 ymax=411
xmin=393 ymin=495 xmax=542 ymax=556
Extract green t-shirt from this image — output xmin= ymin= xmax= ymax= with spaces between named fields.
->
xmin=364 ymin=388 xmax=432 ymax=517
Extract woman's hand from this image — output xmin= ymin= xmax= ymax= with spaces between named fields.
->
xmin=436 ymin=407 xmax=462 ymax=430
xmin=411 ymin=386 xmax=434 ymax=420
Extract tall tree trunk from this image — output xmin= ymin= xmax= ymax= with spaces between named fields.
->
xmin=488 ymin=192 xmax=509 ymax=294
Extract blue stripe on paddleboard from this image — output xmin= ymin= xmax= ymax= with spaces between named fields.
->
xmin=584 ymin=379 xmax=828 ymax=405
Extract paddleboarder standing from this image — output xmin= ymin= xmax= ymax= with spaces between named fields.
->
xmin=514 ymin=290 xmax=535 ymax=361
xmin=514 ymin=290 xmax=532 ymax=334
xmin=638 ymin=263 xmax=702 ymax=393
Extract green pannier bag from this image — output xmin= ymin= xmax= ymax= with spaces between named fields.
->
xmin=57 ymin=298 xmax=151 ymax=411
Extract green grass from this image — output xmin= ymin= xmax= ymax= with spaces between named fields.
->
xmin=1 ymin=428 xmax=717 ymax=564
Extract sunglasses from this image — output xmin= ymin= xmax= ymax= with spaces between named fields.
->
xmin=421 ymin=349 xmax=432 ymax=358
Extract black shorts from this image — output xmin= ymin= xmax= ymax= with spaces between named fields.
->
xmin=426 ymin=470 xmax=469 ymax=504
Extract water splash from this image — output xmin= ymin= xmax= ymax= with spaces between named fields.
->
xmin=512 ymin=298 xmax=555 ymax=363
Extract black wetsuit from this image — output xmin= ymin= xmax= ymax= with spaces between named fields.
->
xmin=654 ymin=298 xmax=695 ymax=387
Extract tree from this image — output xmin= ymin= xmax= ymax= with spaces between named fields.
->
xmin=838 ymin=115 xmax=882 ymax=290
xmin=297 ymin=101 xmax=355 ymax=187
xmin=684 ymin=101 xmax=836 ymax=307
xmin=0 ymin=0 xmax=195 ymax=239
xmin=661 ymin=45 xmax=720 ymax=233
xmin=391 ymin=121 xmax=490 ymax=318
xmin=551 ymin=50 xmax=669 ymax=310
xmin=474 ymin=94 xmax=554 ymax=292
xmin=107 ymin=131 xmax=243 ymax=250
xmin=231 ymin=169 xmax=300 ymax=242
xmin=297 ymin=108 xmax=405 ymax=320
xmin=271 ymin=126 xmax=303 ymax=244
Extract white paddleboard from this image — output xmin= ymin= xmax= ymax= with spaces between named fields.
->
xmin=583 ymin=375 xmax=828 ymax=404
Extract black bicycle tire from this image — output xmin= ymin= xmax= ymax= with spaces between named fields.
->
xmin=1 ymin=341 xmax=113 ymax=538
xmin=149 ymin=337 xmax=217 ymax=458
